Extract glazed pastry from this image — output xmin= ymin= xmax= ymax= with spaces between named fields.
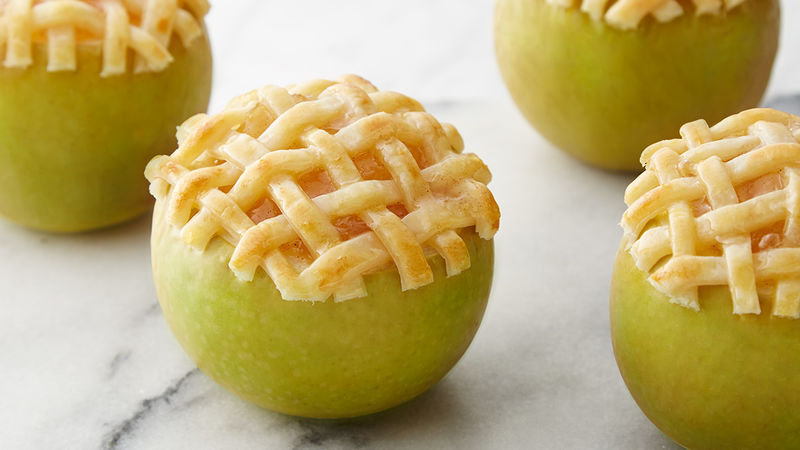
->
xmin=548 ymin=0 xmax=752 ymax=30
xmin=495 ymin=0 xmax=778 ymax=170
xmin=611 ymin=108 xmax=800 ymax=449
xmin=0 ymin=0 xmax=212 ymax=231
xmin=146 ymin=75 xmax=500 ymax=418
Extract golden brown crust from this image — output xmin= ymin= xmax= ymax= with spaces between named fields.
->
xmin=146 ymin=75 xmax=500 ymax=302
xmin=622 ymin=108 xmax=800 ymax=318
xmin=0 ymin=0 xmax=208 ymax=76
xmin=547 ymin=0 xmax=750 ymax=30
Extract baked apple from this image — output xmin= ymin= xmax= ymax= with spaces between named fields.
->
xmin=0 ymin=0 xmax=212 ymax=232
xmin=611 ymin=108 xmax=800 ymax=449
xmin=145 ymin=75 xmax=500 ymax=418
xmin=495 ymin=0 xmax=779 ymax=171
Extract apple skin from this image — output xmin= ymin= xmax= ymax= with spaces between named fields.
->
xmin=150 ymin=201 xmax=494 ymax=418
xmin=494 ymin=0 xmax=779 ymax=171
xmin=0 ymin=36 xmax=212 ymax=232
xmin=610 ymin=243 xmax=800 ymax=450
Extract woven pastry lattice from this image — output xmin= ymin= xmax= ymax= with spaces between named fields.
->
xmin=622 ymin=108 xmax=800 ymax=318
xmin=0 ymin=0 xmax=208 ymax=75
xmin=548 ymin=0 xmax=749 ymax=29
xmin=146 ymin=75 xmax=500 ymax=302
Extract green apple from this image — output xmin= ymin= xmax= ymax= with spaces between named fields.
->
xmin=494 ymin=0 xmax=779 ymax=171
xmin=150 ymin=200 xmax=494 ymax=418
xmin=610 ymin=244 xmax=800 ymax=449
xmin=0 ymin=37 xmax=212 ymax=232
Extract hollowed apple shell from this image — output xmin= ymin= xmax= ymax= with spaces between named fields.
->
xmin=610 ymin=244 xmax=800 ymax=450
xmin=0 ymin=36 xmax=212 ymax=232
xmin=495 ymin=0 xmax=780 ymax=171
xmin=151 ymin=200 xmax=494 ymax=418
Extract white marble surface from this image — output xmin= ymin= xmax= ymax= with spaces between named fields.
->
xmin=2 ymin=1 xmax=799 ymax=449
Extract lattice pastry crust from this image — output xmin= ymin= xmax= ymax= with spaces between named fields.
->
xmin=622 ymin=108 xmax=800 ymax=318
xmin=0 ymin=0 xmax=209 ymax=76
xmin=146 ymin=75 xmax=500 ymax=302
xmin=547 ymin=0 xmax=749 ymax=29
